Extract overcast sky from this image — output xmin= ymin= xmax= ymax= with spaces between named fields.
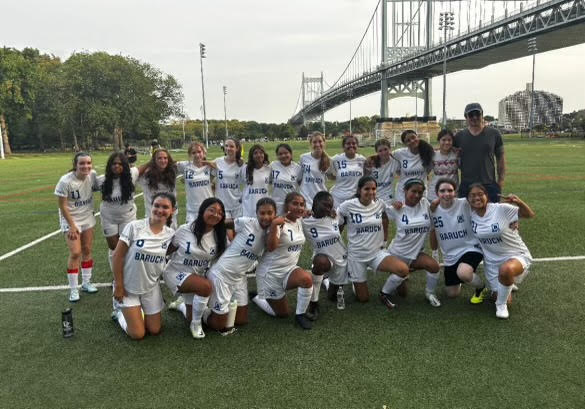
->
xmin=2 ymin=0 xmax=584 ymax=123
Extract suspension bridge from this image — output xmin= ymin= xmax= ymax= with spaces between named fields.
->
xmin=289 ymin=0 xmax=585 ymax=126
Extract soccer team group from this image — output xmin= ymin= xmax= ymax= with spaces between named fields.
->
xmin=54 ymin=103 xmax=535 ymax=340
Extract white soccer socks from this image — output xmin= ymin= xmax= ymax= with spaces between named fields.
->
xmin=296 ymin=286 xmax=313 ymax=315
xmin=191 ymin=295 xmax=209 ymax=326
xmin=311 ymin=274 xmax=324 ymax=302
xmin=425 ymin=271 xmax=440 ymax=294
xmin=496 ymin=282 xmax=513 ymax=319
xmin=67 ymin=268 xmax=79 ymax=289
xmin=81 ymin=260 xmax=93 ymax=285
xmin=382 ymin=274 xmax=406 ymax=295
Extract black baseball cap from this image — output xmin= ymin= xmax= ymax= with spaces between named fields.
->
xmin=464 ymin=103 xmax=483 ymax=116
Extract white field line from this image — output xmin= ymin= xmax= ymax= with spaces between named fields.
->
xmin=0 ymin=257 xmax=583 ymax=293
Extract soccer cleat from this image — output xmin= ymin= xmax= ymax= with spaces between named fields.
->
xmin=496 ymin=304 xmax=510 ymax=319
xmin=305 ymin=301 xmax=320 ymax=321
xmin=69 ymin=289 xmax=80 ymax=302
xmin=379 ymin=292 xmax=396 ymax=310
xmin=189 ymin=322 xmax=205 ymax=339
xmin=295 ymin=314 xmax=313 ymax=330
xmin=111 ymin=310 xmax=118 ymax=321
xmin=168 ymin=295 xmax=184 ymax=311
xmin=327 ymin=284 xmax=339 ymax=302
xmin=425 ymin=292 xmax=442 ymax=307
xmin=219 ymin=327 xmax=237 ymax=336
xmin=81 ymin=282 xmax=98 ymax=293
xmin=470 ymin=287 xmax=490 ymax=304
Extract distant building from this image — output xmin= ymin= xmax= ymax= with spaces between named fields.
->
xmin=498 ymin=84 xmax=563 ymax=130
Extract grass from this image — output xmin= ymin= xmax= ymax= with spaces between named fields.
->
xmin=0 ymin=138 xmax=584 ymax=408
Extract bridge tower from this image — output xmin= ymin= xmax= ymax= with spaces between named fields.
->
xmin=301 ymin=72 xmax=326 ymax=132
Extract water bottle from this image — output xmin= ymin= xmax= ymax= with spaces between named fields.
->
xmin=336 ymin=286 xmax=345 ymax=310
xmin=62 ymin=308 xmax=74 ymax=338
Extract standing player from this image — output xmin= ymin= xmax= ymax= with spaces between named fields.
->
xmin=467 ymin=184 xmax=535 ymax=319
xmin=430 ymin=179 xmax=485 ymax=301
xmin=301 ymin=191 xmax=348 ymax=319
xmin=428 ymin=129 xmax=459 ymax=202
xmin=299 ymin=132 xmax=330 ymax=209
xmin=270 ymin=143 xmax=301 ymax=215
xmin=241 ymin=144 xmax=271 ymax=217
xmin=164 ymin=198 xmax=227 ymax=339
xmin=329 ymin=135 xmax=366 ymax=208
xmin=55 ymin=152 xmax=100 ymax=302
xmin=177 ymin=142 xmax=214 ymax=224
xmin=112 ymin=192 xmax=176 ymax=340
xmin=252 ymin=193 xmax=314 ymax=329
xmin=392 ymin=130 xmax=434 ymax=202
xmin=214 ymin=138 xmax=244 ymax=220
xmin=204 ymin=198 xmax=277 ymax=334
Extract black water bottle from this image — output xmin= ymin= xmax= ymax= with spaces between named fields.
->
xmin=62 ymin=308 xmax=74 ymax=338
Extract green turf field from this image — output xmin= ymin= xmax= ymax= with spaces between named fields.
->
xmin=1 ymin=138 xmax=584 ymax=408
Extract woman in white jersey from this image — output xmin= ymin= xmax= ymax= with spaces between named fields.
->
xmin=214 ymin=138 xmax=244 ymax=219
xmin=299 ymin=132 xmax=330 ymax=209
xmin=364 ymin=138 xmax=400 ymax=243
xmin=252 ymin=193 xmax=314 ymax=330
xmin=241 ymin=144 xmax=271 ymax=217
xmin=429 ymin=179 xmax=486 ymax=302
xmin=177 ymin=142 xmax=215 ymax=224
xmin=204 ymin=198 xmax=277 ymax=334
xmin=138 ymin=148 xmax=178 ymax=228
xmin=428 ymin=129 xmax=459 ymax=202
xmin=380 ymin=178 xmax=441 ymax=309
xmin=112 ymin=192 xmax=176 ymax=340
xmin=164 ymin=197 xmax=227 ymax=339
xmin=329 ymin=135 xmax=366 ymax=208
xmin=301 ymin=191 xmax=348 ymax=319
xmin=337 ymin=176 xmax=410 ymax=304
xmin=467 ymin=183 xmax=535 ymax=319
xmin=55 ymin=152 xmax=100 ymax=302
xmin=392 ymin=130 xmax=434 ymax=202
xmin=270 ymin=143 xmax=302 ymax=215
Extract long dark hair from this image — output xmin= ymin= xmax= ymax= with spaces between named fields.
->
xmin=102 ymin=152 xmax=134 ymax=204
xmin=145 ymin=148 xmax=177 ymax=191
xmin=373 ymin=139 xmax=393 ymax=168
xmin=246 ymin=144 xmax=269 ymax=185
xmin=400 ymin=130 xmax=434 ymax=170
xmin=190 ymin=197 xmax=227 ymax=259
xmin=151 ymin=192 xmax=176 ymax=227
xmin=354 ymin=175 xmax=377 ymax=198
xmin=312 ymin=191 xmax=333 ymax=218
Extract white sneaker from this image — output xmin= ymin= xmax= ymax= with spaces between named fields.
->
xmin=425 ymin=292 xmax=441 ymax=307
xmin=81 ymin=282 xmax=98 ymax=293
xmin=168 ymin=295 xmax=185 ymax=311
xmin=189 ymin=322 xmax=205 ymax=339
xmin=496 ymin=304 xmax=509 ymax=319
xmin=69 ymin=289 xmax=80 ymax=302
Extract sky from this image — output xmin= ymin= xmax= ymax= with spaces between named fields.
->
xmin=2 ymin=0 xmax=584 ymax=123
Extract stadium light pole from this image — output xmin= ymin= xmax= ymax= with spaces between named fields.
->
xmin=439 ymin=11 xmax=455 ymax=128
xmin=223 ymin=86 xmax=228 ymax=138
xmin=528 ymin=37 xmax=537 ymax=138
xmin=199 ymin=43 xmax=209 ymax=148
xmin=0 ymin=126 xmax=5 ymax=159
xmin=348 ymin=88 xmax=352 ymax=134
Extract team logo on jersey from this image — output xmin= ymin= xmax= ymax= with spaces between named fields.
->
xmin=491 ymin=223 xmax=500 ymax=232
xmin=161 ymin=241 xmax=168 ymax=249
xmin=210 ymin=248 xmax=216 ymax=256
xmin=291 ymin=175 xmax=296 ymax=182
xmin=204 ymin=169 xmax=209 ymax=175
xmin=424 ymin=214 xmax=429 ymax=220
xmin=457 ymin=215 xmax=465 ymax=223
xmin=213 ymin=302 xmax=222 ymax=311
xmin=176 ymin=272 xmax=186 ymax=282
xmin=269 ymin=290 xmax=277 ymax=298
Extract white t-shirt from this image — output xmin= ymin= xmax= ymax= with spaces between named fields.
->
xmin=99 ymin=167 xmax=139 ymax=223
xmin=208 ymin=217 xmax=267 ymax=285
xmin=393 ymin=147 xmax=430 ymax=202
xmin=177 ymin=161 xmax=214 ymax=216
xmin=164 ymin=224 xmax=218 ymax=276
xmin=338 ymin=198 xmax=387 ymax=259
xmin=270 ymin=161 xmax=302 ymax=214
xmin=299 ymin=152 xmax=328 ymax=208
xmin=138 ymin=174 xmax=177 ymax=218
xmin=369 ymin=159 xmax=399 ymax=204
xmin=428 ymin=150 xmax=459 ymax=201
xmin=431 ymin=198 xmax=481 ymax=266
xmin=54 ymin=170 xmax=99 ymax=223
xmin=119 ymin=218 xmax=174 ymax=294
xmin=256 ymin=219 xmax=305 ymax=278
xmin=302 ymin=215 xmax=347 ymax=263
xmin=241 ymin=165 xmax=271 ymax=217
xmin=214 ymin=157 xmax=244 ymax=213
xmin=329 ymin=153 xmax=366 ymax=205
xmin=470 ymin=203 xmax=532 ymax=264
xmin=386 ymin=198 xmax=432 ymax=260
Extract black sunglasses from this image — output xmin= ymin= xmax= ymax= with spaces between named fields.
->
xmin=466 ymin=111 xmax=482 ymax=119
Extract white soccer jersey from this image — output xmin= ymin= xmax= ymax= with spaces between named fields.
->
xmin=386 ymin=198 xmax=432 ymax=260
xmin=370 ymin=159 xmax=399 ymax=204
xmin=119 ymin=218 xmax=174 ymax=294
xmin=393 ymin=148 xmax=430 ymax=202
xmin=428 ymin=150 xmax=459 ymax=201
xmin=214 ymin=157 xmax=244 ymax=214
xmin=299 ymin=152 xmax=328 ymax=208
xmin=99 ymin=167 xmax=139 ymax=223
xmin=54 ymin=170 xmax=99 ymax=223
xmin=329 ymin=153 xmax=366 ymax=206
xmin=302 ymin=215 xmax=347 ymax=263
xmin=164 ymin=225 xmax=217 ymax=277
xmin=138 ymin=175 xmax=178 ymax=218
xmin=431 ymin=198 xmax=481 ymax=266
xmin=256 ymin=219 xmax=305 ymax=279
xmin=208 ymin=217 xmax=267 ymax=285
xmin=270 ymin=161 xmax=302 ymax=214
xmin=338 ymin=198 xmax=386 ymax=259
xmin=470 ymin=203 xmax=532 ymax=264
xmin=177 ymin=161 xmax=214 ymax=217
xmin=241 ymin=165 xmax=271 ymax=217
